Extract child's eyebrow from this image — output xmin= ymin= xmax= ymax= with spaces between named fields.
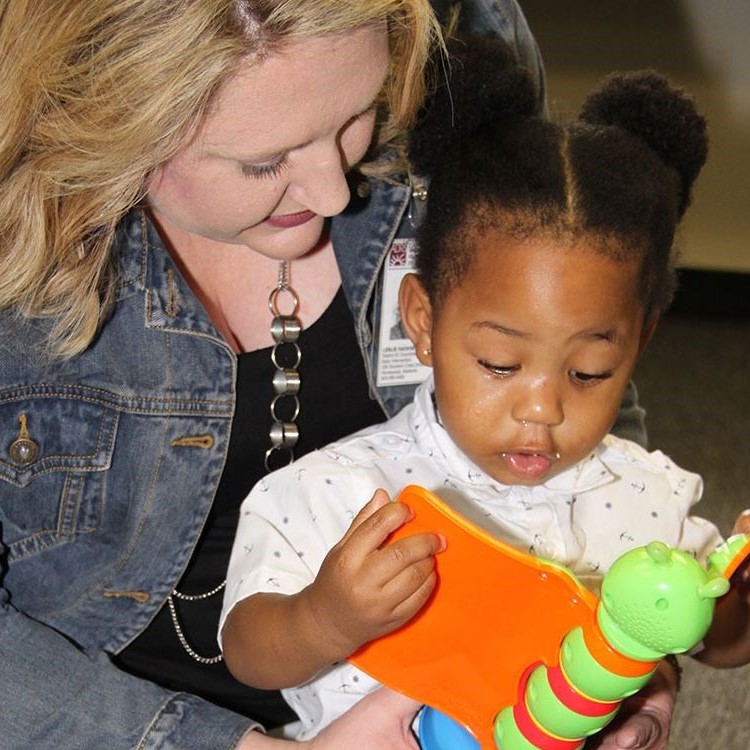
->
xmin=571 ymin=329 xmax=625 ymax=346
xmin=470 ymin=321 xmax=527 ymax=338
xmin=471 ymin=321 xmax=624 ymax=346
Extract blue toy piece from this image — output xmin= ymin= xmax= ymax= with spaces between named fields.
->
xmin=420 ymin=706 xmax=479 ymax=750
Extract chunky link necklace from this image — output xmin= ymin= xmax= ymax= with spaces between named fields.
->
xmin=167 ymin=260 xmax=302 ymax=664
xmin=265 ymin=260 xmax=302 ymax=471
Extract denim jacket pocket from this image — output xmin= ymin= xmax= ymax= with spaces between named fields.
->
xmin=0 ymin=393 xmax=119 ymax=560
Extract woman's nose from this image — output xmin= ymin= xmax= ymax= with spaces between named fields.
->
xmin=289 ymin=144 xmax=351 ymax=217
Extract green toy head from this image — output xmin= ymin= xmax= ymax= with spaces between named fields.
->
xmin=598 ymin=542 xmax=729 ymax=660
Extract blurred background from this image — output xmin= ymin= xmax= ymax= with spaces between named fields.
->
xmin=520 ymin=2 xmax=750 ymax=746
xmin=522 ymin=0 xmax=750 ymax=274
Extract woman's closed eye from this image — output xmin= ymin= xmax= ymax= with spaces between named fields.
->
xmin=241 ymin=155 xmax=290 ymax=180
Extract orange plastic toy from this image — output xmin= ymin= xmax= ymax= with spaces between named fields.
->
xmin=349 ymin=485 xmax=750 ymax=750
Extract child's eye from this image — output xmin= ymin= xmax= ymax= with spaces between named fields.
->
xmin=569 ymin=370 xmax=613 ymax=386
xmin=479 ymin=360 xmax=520 ymax=378
xmin=241 ymin=156 xmax=289 ymax=180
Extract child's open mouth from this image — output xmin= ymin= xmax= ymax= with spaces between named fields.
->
xmin=501 ymin=451 xmax=557 ymax=480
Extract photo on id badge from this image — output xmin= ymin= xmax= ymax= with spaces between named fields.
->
xmin=376 ymin=238 xmax=432 ymax=388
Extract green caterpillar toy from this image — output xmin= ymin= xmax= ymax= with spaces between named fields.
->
xmin=420 ymin=534 xmax=749 ymax=750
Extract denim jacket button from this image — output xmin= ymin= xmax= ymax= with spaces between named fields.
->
xmin=9 ymin=413 xmax=40 ymax=466
xmin=9 ymin=436 xmax=40 ymax=466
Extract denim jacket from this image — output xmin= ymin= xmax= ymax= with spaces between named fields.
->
xmin=0 ymin=5 xmax=623 ymax=749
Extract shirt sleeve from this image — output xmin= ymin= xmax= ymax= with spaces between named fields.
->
xmin=653 ymin=448 xmax=725 ymax=561
xmin=0 ymin=594 xmax=257 ymax=750
xmin=219 ymin=457 xmax=385 ymax=647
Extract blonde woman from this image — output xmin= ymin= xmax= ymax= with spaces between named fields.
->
xmin=0 ymin=2 xmax=669 ymax=749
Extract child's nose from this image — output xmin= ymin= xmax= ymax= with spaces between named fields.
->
xmin=511 ymin=378 xmax=564 ymax=427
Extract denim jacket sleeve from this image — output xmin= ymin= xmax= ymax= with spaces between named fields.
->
xmin=0 ymin=209 xmax=257 ymax=750
xmin=0 ymin=596 xmax=257 ymax=750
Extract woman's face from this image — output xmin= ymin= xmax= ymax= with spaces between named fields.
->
xmin=147 ymin=25 xmax=389 ymax=260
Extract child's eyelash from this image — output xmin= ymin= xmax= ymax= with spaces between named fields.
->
xmin=479 ymin=360 xmax=519 ymax=377
xmin=570 ymin=370 xmax=613 ymax=386
xmin=241 ymin=157 xmax=289 ymax=180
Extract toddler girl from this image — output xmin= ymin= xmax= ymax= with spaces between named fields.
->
xmin=219 ymin=36 xmax=749 ymax=741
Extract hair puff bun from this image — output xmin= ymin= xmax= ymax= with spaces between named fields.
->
xmin=408 ymin=34 xmax=537 ymax=177
xmin=579 ymin=70 xmax=708 ymax=217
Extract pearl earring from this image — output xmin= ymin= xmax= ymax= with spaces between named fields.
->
xmin=422 ymin=348 xmax=431 ymax=357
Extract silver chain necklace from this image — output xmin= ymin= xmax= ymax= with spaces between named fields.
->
xmin=166 ymin=580 xmax=227 ymax=664
xmin=167 ymin=260 xmax=302 ymax=664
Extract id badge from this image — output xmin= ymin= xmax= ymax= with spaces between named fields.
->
xmin=375 ymin=237 xmax=432 ymax=388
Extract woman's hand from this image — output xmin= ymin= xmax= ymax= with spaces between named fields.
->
xmin=585 ymin=660 xmax=677 ymax=750
xmin=309 ymin=686 xmax=421 ymax=750
xmin=302 ymin=489 xmax=444 ymax=658
xmin=236 ymin=687 xmax=421 ymax=750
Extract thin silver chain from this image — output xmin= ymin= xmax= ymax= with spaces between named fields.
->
xmin=168 ymin=261 xmax=302 ymax=664
xmin=166 ymin=580 xmax=226 ymax=664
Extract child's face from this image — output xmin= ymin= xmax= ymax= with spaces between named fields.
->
xmin=403 ymin=233 xmax=649 ymax=486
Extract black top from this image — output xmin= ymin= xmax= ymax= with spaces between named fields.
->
xmin=115 ymin=288 xmax=386 ymax=727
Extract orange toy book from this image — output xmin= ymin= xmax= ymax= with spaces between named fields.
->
xmin=349 ymin=485 xmax=601 ymax=748
xmin=349 ymin=485 xmax=750 ymax=749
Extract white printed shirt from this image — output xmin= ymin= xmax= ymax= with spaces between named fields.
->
xmin=220 ymin=377 xmax=721 ymax=739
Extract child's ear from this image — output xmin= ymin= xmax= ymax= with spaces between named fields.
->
xmin=638 ymin=316 xmax=659 ymax=356
xmin=399 ymin=273 xmax=434 ymax=366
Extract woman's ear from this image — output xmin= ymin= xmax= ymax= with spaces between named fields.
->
xmin=399 ymin=273 xmax=434 ymax=366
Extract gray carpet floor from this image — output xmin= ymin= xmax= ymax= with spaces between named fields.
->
xmin=632 ymin=311 xmax=750 ymax=748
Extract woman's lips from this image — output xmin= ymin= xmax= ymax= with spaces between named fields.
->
xmin=501 ymin=451 xmax=557 ymax=480
xmin=265 ymin=210 xmax=316 ymax=229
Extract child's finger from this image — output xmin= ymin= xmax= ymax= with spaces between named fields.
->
xmin=341 ymin=497 xmax=414 ymax=554
xmin=338 ymin=489 xmax=397 ymax=544
xmin=375 ymin=531 xmax=445 ymax=584
xmin=386 ymin=565 xmax=438 ymax=623
xmin=731 ymin=509 xmax=750 ymax=537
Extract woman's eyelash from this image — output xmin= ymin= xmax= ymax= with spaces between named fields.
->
xmin=241 ymin=157 xmax=289 ymax=180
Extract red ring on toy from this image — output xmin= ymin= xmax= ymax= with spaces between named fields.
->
xmin=547 ymin=663 xmax=619 ymax=717
xmin=513 ymin=695 xmax=585 ymax=750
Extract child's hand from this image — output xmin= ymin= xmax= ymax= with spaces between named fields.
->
xmin=732 ymin=509 xmax=750 ymax=537
xmin=302 ymin=488 xmax=445 ymax=660
xmin=730 ymin=510 xmax=750 ymax=594
xmin=693 ymin=510 xmax=750 ymax=668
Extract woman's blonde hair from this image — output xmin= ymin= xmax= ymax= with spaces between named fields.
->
xmin=0 ymin=0 xmax=441 ymax=356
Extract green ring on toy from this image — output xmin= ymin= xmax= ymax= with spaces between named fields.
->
xmin=525 ymin=663 xmax=618 ymax=739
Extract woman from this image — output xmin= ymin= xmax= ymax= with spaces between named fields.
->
xmin=0 ymin=1 xmax=671 ymax=748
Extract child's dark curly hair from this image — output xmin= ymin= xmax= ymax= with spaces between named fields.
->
xmin=409 ymin=35 xmax=708 ymax=322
